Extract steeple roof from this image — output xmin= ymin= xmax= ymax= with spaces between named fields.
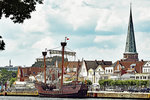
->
xmin=125 ymin=4 xmax=137 ymax=54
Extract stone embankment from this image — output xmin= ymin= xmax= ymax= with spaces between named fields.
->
xmin=88 ymin=91 xmax=150 ymax=99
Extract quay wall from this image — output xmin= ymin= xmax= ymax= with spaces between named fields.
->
xmin=88 ymin=91 xmax=150 ymax=99
xmin=0 ymin=91 xmax=38 ymax=96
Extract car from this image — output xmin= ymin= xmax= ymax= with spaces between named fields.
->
xmin=140 ymin=88 xmax=150 ymax=93
xmin=128 ymin=88 xmax=139 ymax=92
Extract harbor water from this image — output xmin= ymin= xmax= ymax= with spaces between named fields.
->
xmin=0 ymin=96 xmax=139 ymax=100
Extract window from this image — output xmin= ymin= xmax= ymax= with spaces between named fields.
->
xmin=143 ymin=76 xmax=146 ymax=79
xmin=111 ymin=69 xmax=112 ymax=73
xmin=136 ymin=76 xmax=139 ymax=79
xmin=99 ymin=69 xmax=101 ymax=75
xmin=33 ymin=72 xmax=35 ymax=74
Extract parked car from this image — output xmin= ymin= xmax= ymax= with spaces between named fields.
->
xmin=128 ymin=88 xmax=139 ymax=92
xmin=114 ymin=88 xmax=124 ymax=92
xmin=140 ymin=88 xmax=150 ymax=93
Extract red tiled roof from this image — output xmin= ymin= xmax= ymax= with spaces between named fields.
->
xmin=114 ymin=60 xmax=145 ymax=73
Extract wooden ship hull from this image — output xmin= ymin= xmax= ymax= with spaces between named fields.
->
xmin=36 ymin=82 xmax=88 ymax=98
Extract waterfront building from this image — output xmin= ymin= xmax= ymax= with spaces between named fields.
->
xmin=32 ymin=56 xmax=68 ymax=67
xmin=131 ymin=73 xmax=150 ymax=80
xmin=142 ymin=61 xmax=150 ymax=73
xmin=78 ymin=60 xmax=112 ymax=83
xmin=17 ymin=67 xmax=44 ymax=81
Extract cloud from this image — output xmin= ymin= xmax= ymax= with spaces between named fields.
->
xmin=5 ymin=39 xmax=18 ymax=52
xmin=95 ymin=10 xmax=124 ymax=31
xmin=32 ymin=37 xmax=55 ymax=51
xmin=135 ymin=32 xmax=150 ymax=60
xmin=22 ymin=4 xmax=49 ymax=33
xmin=94 ymin=35 xmax=118 ymax=43
xmin=75 ymin=46 xmax=124 ymax=62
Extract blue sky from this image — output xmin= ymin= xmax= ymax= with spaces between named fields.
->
xmin=0 ymin=0 xmax=150 ymax=66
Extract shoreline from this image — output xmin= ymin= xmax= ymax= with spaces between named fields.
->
xmin=0 ymin=91 xmax=150 ymax=99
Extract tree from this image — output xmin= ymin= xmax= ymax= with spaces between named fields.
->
xmin=9 ymin=78 xmax=16 ymax=87
xmin=0 ymin=36 xmax=5 ymax=50
xmin=85 ymin=80 xmax=92 ymax=85
xmin=0 ymin=0 xmax=43 ymax=23
xmin=0 ymin=69 xmax=17 ymax=85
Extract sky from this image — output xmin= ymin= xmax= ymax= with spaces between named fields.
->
xmin=0 ymin=0 xmax=150 ymax=67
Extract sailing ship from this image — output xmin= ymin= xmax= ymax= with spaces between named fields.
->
xmin=36 ymin=38 xmax=88 ymax=97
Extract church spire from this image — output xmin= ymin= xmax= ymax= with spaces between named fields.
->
xmin=123 ymin=4 xmax=138 ymax=61
xmin=125 ymin=3 xmax=137 ymax=53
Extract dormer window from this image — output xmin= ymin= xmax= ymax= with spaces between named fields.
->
xmin=130 ymin=64 xmax=136 ymax=69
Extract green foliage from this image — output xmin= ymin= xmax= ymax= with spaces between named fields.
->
xmin=0 ymin=38 xmax=5 ymax=50
xmin=87 ymin=80 xmax=92 ymax=85
xmin=66 ymin=78 xmax=72 ymax=81
xmin=0 ymin=69 xmax=17 ymax=85
xmin=0 ymin=0 xmax=43 ymax=23
xmin=99 ymin=79 xmax=114 ymax=86
xmin=9 ymin=78 xmax=16 ymax=87
xmin=84 ymin=80 xmax=92 ymax=85
xmin=98 ymin=79 xmax=149 ymax=88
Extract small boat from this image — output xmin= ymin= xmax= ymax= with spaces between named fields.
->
xmin=36 ymin=38 xmax=88 ymax=97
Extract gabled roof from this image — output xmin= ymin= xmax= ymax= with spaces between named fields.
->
xmin=101 ymin=65 xmax=112 ymax=70
xmin=143 ymin=61 xmax=150 ymax=67
xmin=118 ymin=61 xmax=145 ymax=73
xmin=84 ymin=60 xmax=112 ymax=70
xmin=110 ymin=61 xmax=118 ymax=68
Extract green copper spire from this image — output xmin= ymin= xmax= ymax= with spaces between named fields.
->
xmin=125 ymin=4 xmax=137 ymax=53
xmin=123 ymin=3 xmax=138 ymax=61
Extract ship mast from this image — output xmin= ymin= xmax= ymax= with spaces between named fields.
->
xmin=60 ymin=38 xmax=67 ymax=88
xmin=77 ymin=60 xmax=80 ymax=81
xmin=42 ymin=51 xmax=47 ymax=84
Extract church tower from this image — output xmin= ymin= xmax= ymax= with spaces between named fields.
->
xmin=123 ymin=4 xmax=139 ymax=61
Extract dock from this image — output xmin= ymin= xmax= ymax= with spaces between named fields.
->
xmin=88 ymin=91 xmax=150 ymax=99
xmin=0 ymin=91 xmax=38 ymax=96
xmin=1 ymin=91 xmax=150 ymax=98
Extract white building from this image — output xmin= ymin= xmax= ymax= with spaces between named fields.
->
xmin=78 ymin=60 xmax=112 ymax=84
xmin=143 ymin=61 xmax=150 ymax=73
